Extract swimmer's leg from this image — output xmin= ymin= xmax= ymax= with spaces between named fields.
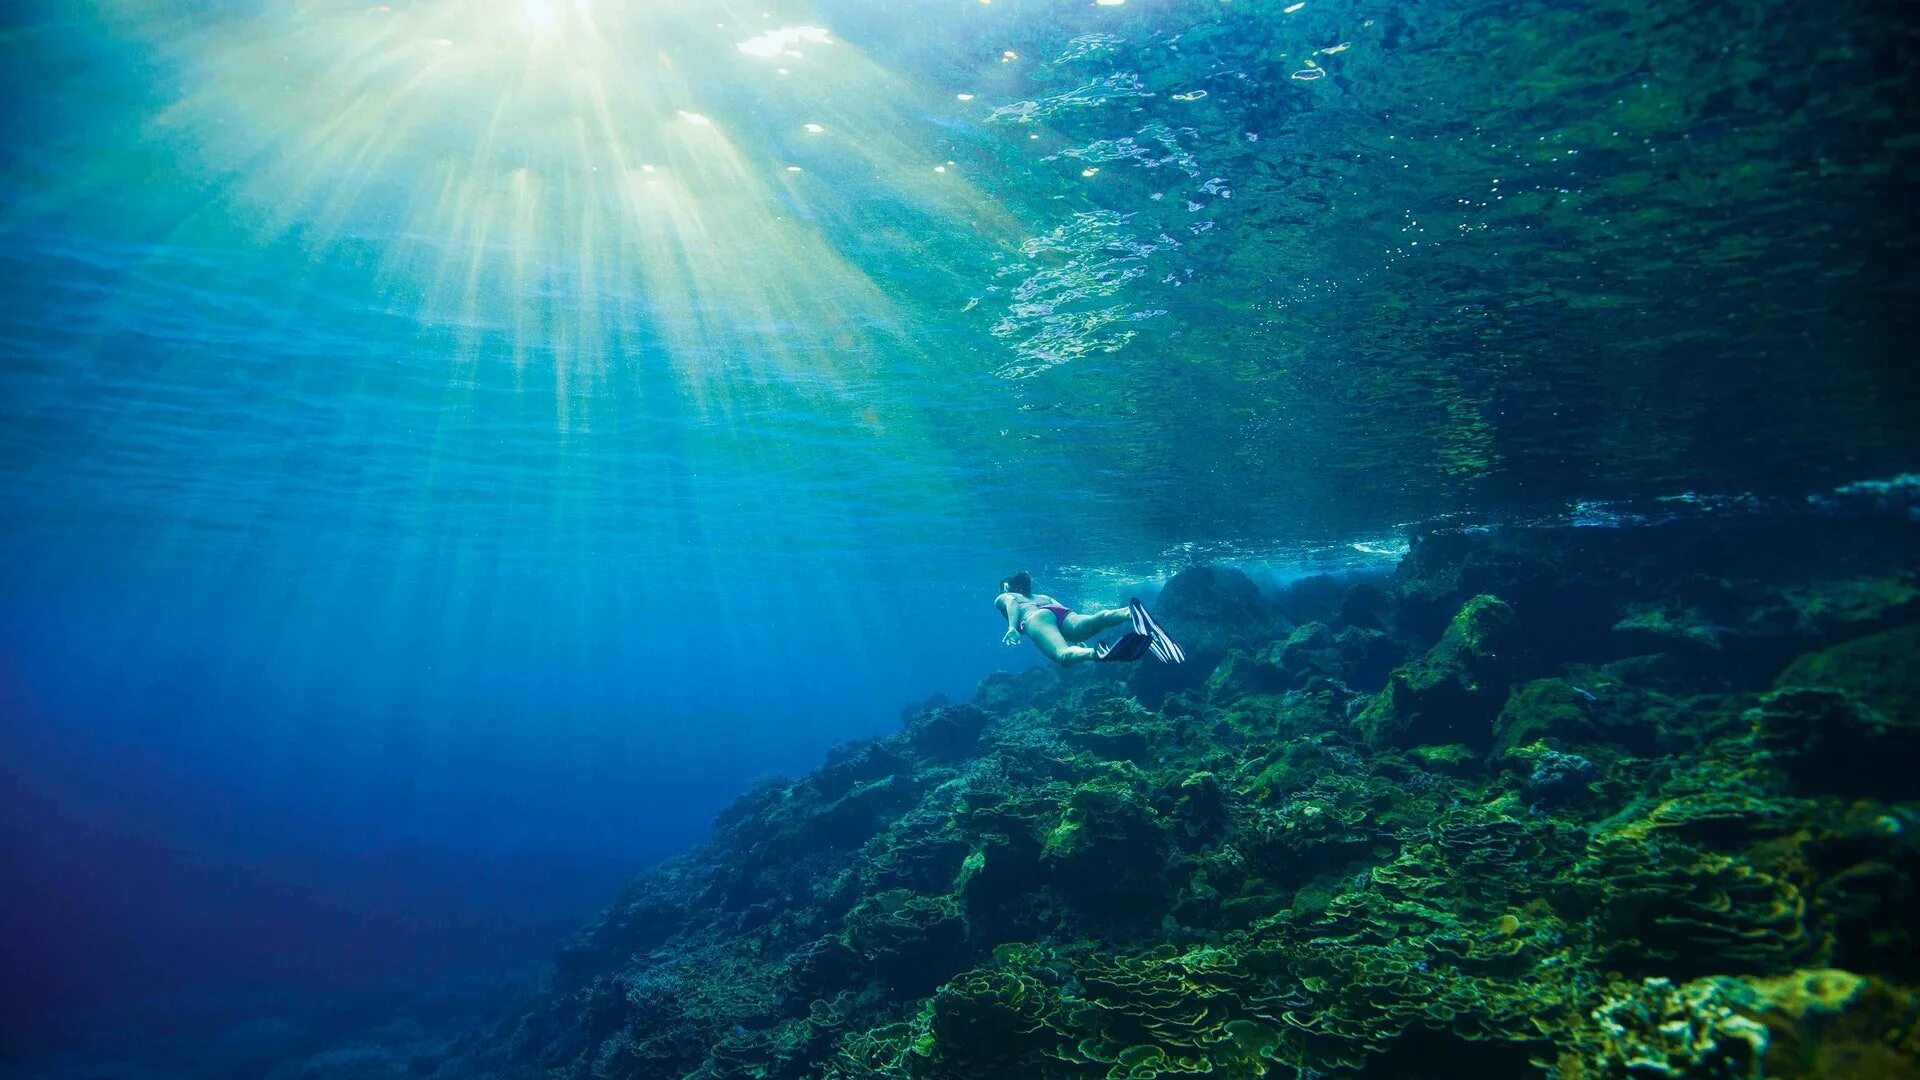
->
xmin=1059 ymin=608 xmax=1131 ymax=643
xmin=1027 ymin=615 xmax=1097 ymax=666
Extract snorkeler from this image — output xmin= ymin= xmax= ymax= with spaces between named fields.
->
xmin=995 ymin=571 xmax=1185 ymax=667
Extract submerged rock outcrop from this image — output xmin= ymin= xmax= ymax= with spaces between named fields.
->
xmin=493 ymin=511 xmax=1919 ymax=1079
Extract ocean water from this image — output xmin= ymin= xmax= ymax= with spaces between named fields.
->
xmin=1 ymin=0 xmax=1916 ymax=1077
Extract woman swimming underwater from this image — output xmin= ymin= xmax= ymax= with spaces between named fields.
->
xmin=994 ymin=571 xmax=1185 ymax=667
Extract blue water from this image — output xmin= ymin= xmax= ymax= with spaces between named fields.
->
xmin=3 ymin=0 xmax=1916 ymax=1072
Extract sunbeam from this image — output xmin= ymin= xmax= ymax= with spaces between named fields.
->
xmin=114 ymin=0 xmax=1031 ymax=423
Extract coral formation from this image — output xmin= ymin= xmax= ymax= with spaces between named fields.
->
xmin=495 ymin=510 xmax=1919 ymax=1079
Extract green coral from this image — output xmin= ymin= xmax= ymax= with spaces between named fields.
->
xmin=1357 ymin=593 xmax=1523 ymax=749
xmin=504 ymin=522 xmax=1920 ymax=1080
xmin=841 ymin=889 xmax=967 ymax=997
xmin=1554 ymin=969 xmax=1920 ymax=1079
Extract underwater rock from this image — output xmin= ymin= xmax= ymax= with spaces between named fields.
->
xmin=1338 ymin=581 xmax=1395 ymax=632
xmin=1203 ymin=620 xmax=1398 ymax=705
xmin=1274 ymin=572 xmax=1352 ymax=627
xmin=1610 ymin=605 xmax=1729 ymax=656
xmin=1775 ymin=622 xmax=1920 ymax=723
xmin=1204 ymin=647 xmax=1292 ymax=702
xmin=1610 ymin=577 xmax=1920 ymax=687
xmin=1148 ymin=565 xmax=1278 ymax=653
xmin=1492 ymin=676 xmax=1674 ymax=758
xmin=1779 ymin=575 xmax=1920 ymax=649
xmin=1198 ymin=618 xmax=1367 ymax=703
xmin=1406 ymin=741 xmax=1481 ymax=778
xmin=1293 ymin=623 xmax=1396 ymax=689
xmin=901 ymin=703 xmax=994 ymax=762
xmin=1494 ymin=678 xmax=1607 ymax=754
xmin=1133 ymin=565 xmax=1288 ymax=704
xmin=1395 ymin=517 xmax=1920 ymax=679
xmin=1392 ymin=528 xmax=1619 ymax=659
xmin=1357 ymin=594 xmax=1522 ymax=749
xmin=1750 ymin=687 xmax=1920 ymax=801
xmin=1333 ymin=626 xmax=1402 ymax=691
xmin=971 ymin=666 xmax=1061 ymax=715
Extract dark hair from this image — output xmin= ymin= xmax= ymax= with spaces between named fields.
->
xmin=1001 ymin=571 xmax=1033 ymax=597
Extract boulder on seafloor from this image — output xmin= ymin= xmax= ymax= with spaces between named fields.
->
xmin=1406 ymin=741 xmax=1481 ymax=778
xmin=1148 ymin=565 xmax=1278 ymax=652
xmin=901 ymin=703 xmax=994 ymax=762
xmin=1356 ymin=593 xmax=1522 ymax=749
xmin=1750 ymin=687 xmax=1920 ymax=801
xmin=1390 ymin=528 xmax=1619 ymax=657
xmin=1130 ymin=564 xmax=1285 ymax=703
xmin=1338 ymin=580 xmax=1395 ymax=632
xmin=1273 ymin=572 xmax=1353 ymax=627
xmin=1040 ymin=777 xmax=1174 ymax=916
xmin=1775 ymin=622 xmax=1920 ymax=723
xmin=1207 ymin=620 xmax=1404 ymax=704
xmin=1491 ymin=676 xmax=1679 ymax=757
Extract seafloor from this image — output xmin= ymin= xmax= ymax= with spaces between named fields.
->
xmin=43 ymin=504 xmax=1915 ymax=1080
xmin=444 ymin=500 xmax=1918 ymax=1080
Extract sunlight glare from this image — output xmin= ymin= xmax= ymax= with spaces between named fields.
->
xmin=116 ymin=0 xmax=1031 ymax=428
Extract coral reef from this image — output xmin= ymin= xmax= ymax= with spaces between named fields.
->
xmin=497 ymin=510 xmax=1919 ymax=1079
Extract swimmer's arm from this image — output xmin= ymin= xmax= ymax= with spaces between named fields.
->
xmin=998 ymin=593 xmax=1021 ymax=645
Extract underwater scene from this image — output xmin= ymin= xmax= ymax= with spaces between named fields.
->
xmin=2 ymin=0 xmax=1918 ymax=1077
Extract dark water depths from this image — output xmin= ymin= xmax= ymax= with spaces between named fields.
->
xmin=1 ymin=0 xmax=1915 ymax=1071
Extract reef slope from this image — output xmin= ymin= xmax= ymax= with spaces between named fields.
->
xmin=499 ymin=511 xmax=1920 ymax=1079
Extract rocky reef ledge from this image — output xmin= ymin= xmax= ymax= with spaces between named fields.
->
xmin=493 ymin=511 xmax=1920 ymax=1079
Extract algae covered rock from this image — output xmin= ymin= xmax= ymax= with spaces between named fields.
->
xmin=1148 ymin=564 xmax=1278 ymax=655
xmin=502 ymin=516 xmax=1920 ymax=1080
xmin=902 ymin=703 xmax=994 ymax=762
xmin=1205 ymin=647 xmax=1292 ymax=702
xmin=1775 ymin=622 xmax=1920 ymax=723
xmin=1208 ymin=621 xmax=1374 ymax=704
xmin=1493 ymin=676 xmax=1673 ymax=757
xmin=1750 ymin=687 xmax=1920 ymax=800
xmin=1134 ymin=564 xmax=1286 ymax=704
xmin=1357 ymin=593 xmax=1522 ymax=748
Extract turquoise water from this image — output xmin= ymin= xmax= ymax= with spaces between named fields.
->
xmin=1 ymin=0 xmax=1916 ymax=1072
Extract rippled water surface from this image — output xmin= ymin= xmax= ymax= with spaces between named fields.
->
xmin=6 ymin=0 xmax=1915 ymax=581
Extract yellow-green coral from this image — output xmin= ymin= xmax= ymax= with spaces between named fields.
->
xmin=509 ymin=523 xmax=1920 ymax=1080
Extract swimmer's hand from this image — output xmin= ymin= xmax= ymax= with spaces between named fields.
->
xmin=1002 ymin=629 xmax=1021 ymax=646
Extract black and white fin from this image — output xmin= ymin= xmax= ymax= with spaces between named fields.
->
xmin=1129 ymin=598 xmax=1186 ymax=664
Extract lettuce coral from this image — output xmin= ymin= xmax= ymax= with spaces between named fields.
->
xmin=496 ymin=511 xmax=1920 ymax=1080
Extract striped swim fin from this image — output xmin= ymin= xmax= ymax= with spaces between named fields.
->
xmin=1129 ymin=598 xmax=1186 ymax=664
xmin=1096 ymin=631 xmax=1154 ymax=663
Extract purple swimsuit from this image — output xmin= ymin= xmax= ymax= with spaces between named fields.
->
xmin=1018 ymin=603 xmax=1073 ymax=634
